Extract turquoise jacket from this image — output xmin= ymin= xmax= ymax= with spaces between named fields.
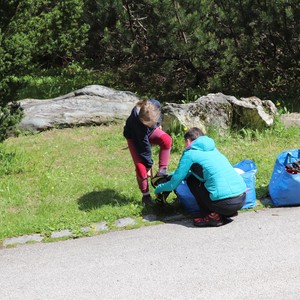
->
xmin=154 ymin=136 xmax=247 ymax=201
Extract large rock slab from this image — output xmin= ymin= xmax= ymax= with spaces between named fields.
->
xmin=230 ymin=96 xmax=277 ymax=129
xmin=280 ymin=113 xmax=300 ymax=128
xmin=162 ymin=93 xmax=233 ymax=134
xmin=17 ymin=86 xmax=279 ymax=134
xmin=162 ymin=93 xmax=277 ymax=133
xmin=17 ymin=85 xmax=139 ymax=131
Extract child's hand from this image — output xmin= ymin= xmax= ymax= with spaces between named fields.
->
xmin=147 ymin=168 xmax=152 ymax=178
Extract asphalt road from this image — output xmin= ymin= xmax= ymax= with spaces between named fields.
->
xmin=1 ymin=207 xmax=300 ymax=300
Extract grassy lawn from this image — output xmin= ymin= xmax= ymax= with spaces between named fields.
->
xmin=0 ymin=121 xmax=299 ymax=241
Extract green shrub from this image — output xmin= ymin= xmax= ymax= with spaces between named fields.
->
xmin=0 ymin=102 xmax=23 ymax=142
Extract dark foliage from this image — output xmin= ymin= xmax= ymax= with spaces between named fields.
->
xmin=0 ymin=0 xmax=299 ymax=141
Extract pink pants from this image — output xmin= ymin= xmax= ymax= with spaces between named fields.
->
xmin=127 ymin=128 xmax=172 ymax=194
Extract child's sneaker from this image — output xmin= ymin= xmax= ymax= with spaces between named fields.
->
xmin=142 ymin=194 xmax=154 ymax=208
xmin=193 ymin=213 xmax=224 ymax=227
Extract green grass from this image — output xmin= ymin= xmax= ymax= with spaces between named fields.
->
xmin=0 ymin=121 xmax=300 ymax=241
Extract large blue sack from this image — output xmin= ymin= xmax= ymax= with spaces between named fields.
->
xmin=233 ymin=160 xmax=258 ymax=209
xmin=269 ymin=149 xmax=300 ymax=207
xmin=175 ymin=181 xmax=200 ymax=215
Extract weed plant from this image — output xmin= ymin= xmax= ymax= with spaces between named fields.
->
xmin=0 ymin=121 xmax=299 ymax=241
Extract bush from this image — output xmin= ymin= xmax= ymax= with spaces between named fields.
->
xmin=0 ymin=102 xmax=23 ymax=142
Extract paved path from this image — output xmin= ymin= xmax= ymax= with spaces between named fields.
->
xmin=1 ymin=207 xmax=300 ymax=299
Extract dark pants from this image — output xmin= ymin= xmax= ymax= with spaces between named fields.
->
xmin=186 ymin=174 xmax=246 ymax=217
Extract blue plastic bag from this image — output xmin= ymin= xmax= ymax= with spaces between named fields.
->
xmin=175 ymin=181 xmax=200 ymax=215
xmin=233 ymin=160 xmax=258 ymax=209
xmin=269 ymin=149 xmax=300 ymax=207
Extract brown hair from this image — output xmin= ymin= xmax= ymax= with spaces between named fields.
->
xmin=184 ymin=127 xmax=204 ymax=141
xmin=136 ymin=99 xmax=160 ymax=127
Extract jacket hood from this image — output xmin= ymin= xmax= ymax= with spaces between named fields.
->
xmin=189 ymin=136 xmax=215 ymax=151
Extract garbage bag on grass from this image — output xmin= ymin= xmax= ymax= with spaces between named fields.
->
xmin=233 ymin=159 xmax=258 ymax=209
xmin=175 ymin=180 xmax=200 ymax=215
xmin=269 ymin=149 xmax=300 ymax=207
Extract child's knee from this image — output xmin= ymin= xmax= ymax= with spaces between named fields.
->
xmin=160 ymin=133 xmax=172 ymax=149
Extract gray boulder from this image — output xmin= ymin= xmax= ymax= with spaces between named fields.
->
xmin=18 ymin=85 xmax=139 ymax=131
xmin=280 ymin=113 xmax=300 ymax=128
xmin=162 ymin=94 xmax=232 ymax=134
xmin=162 ymin=93 xmax=277 ymax=133
xmin=17 ymin=86 xmax=278 ymax=134
xmin=230 ymin=96 xmax=277 ymax=129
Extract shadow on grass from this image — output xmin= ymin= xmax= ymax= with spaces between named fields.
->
xmin=77 ymin=189 xmax=132 ymax=211
xmin=255 ymin=185 xmax=274 ymax=207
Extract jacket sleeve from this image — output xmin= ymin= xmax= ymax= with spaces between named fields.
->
xmin=154 ymin=151 xmax=193 ymax=193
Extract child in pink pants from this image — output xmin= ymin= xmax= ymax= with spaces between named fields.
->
xmin=123 ymin=98 xmax=172 ymax=206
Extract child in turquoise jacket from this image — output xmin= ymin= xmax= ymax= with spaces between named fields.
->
xmin=154 ymin=127 xmax=246 ymax=227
